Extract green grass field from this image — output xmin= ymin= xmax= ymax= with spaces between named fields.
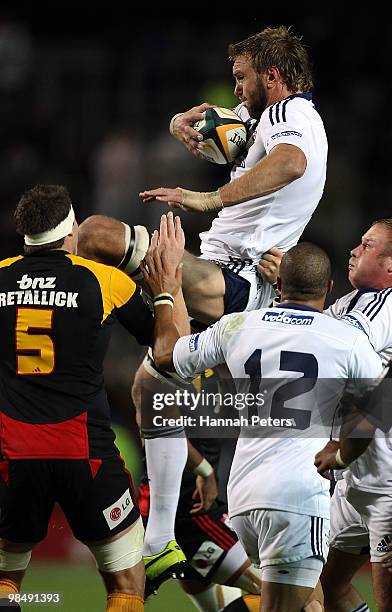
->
xmin=18 ymin=562 xmax=376 ymax=611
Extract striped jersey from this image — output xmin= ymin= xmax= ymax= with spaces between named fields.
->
xmin=173 ymin=304 xmax=382 ymax=519
xmin=199 ymin=94 xmax=328 ymax=264
xmin=326 ymin=288 xmax=392 ymax=492
xmin=0 ymin=250 xmax=153 ymax=460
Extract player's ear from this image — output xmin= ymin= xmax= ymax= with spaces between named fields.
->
xmin=277 ymin=277 xmax=282 ymax=292
xmin=266 ymin=65 xmax=281 ymax=87
xmin=327 ymin=279 xmax=334 ymax=295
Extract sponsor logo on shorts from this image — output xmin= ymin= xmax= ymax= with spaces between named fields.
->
xmin=376 ymin=535 xmax=391 ymax=552
xmin=189 ymin=541 xmax=224 ymax=577
xmin=271 ymin=130 xmax=302 ymax=139
xmin=189 ymin=333 xmax=200 ymax=352
xmin=262 ymin=311 xmax=314 ymax=325
xmin=110 ymin=507 xmax=121 ymax=522
xmin=103 ymin=489 xmax=134 ymax=530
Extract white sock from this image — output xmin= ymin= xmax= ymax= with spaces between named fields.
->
xmin=143 ymin=436 xmax=187 ymax=556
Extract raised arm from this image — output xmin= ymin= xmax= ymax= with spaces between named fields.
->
xmin=141 ymin=212 xmax=187 ymax=370
xmin=139 ymin=143 xmax=306 ymax=213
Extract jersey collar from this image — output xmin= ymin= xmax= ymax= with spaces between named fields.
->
xmin=346 ymin=287 xmax=381 ymax=312
xmin=25 ymin=249 xmax=71 ymax=258
xmin=276 ymin=302 xmax=320 ymax=313
xmin=284 ymin=92 xmax=313 ymax=102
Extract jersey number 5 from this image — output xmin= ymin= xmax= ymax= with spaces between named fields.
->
xmin=244 ymin=349 xmax=318 ymax=430
xmin=16 ymin=308 xmax=55 ymax=375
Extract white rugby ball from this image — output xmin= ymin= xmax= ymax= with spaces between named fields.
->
xmin=193 ymin=107 xmax=247 ymax=164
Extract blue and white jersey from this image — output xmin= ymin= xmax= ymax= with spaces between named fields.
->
xmin=325 ymin=287 xmax=392 ymax=367
xmin=173 ymin=304 xmax=382 ymax=519
xmin=326 ymin=288 xmax=392 ymax=492
xmin=199 ymin=95 xmax=328 ymax=264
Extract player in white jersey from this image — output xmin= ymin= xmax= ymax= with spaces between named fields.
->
xmin=319 ymin=219 xmax=392 ymax=612
xmin=141 ymin=25 xmax=327 ymax=321
xmin=80 ymin=26 xmax=328 ymax=595
xmin=142 ymin=240 xmax=382 ymax=612
xmin=257 ymin=219 xmax=392 ymax=611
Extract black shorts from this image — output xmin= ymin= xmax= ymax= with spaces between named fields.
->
xmin=0 ymin=456 xmax=140 ymax=544
xmin=175 ymin=501 xmax=239 ymax=581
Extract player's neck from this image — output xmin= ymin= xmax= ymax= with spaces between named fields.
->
xmin=279 ymin=296 xmax=325 ymax=312
xmin=267 ymin=87 xmax=300 ymax=107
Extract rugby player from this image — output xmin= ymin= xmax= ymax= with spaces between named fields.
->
xmin=258 ymin=219 xmax=392 ymax=611
xmin=0 ymin=186 xmax=184 ymax=612
xmin=141 ymin=239 xmax=383 ymax=612
xmin=80 ymin=25 xmax=328 ymax=592
xmin=137 ymin=371 xmax=262 ymax=612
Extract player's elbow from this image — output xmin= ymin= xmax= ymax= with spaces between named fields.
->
xmin=274 ymin=144 xmax=307 ymax=181
xmin=286 ymin=148 xmax=307 ymax=180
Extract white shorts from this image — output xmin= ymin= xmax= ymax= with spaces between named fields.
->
xmin=235 ymin=265 xmax=275 ymax=312
xmin=200 ymin=256 xmax=276 ymax=313
xmin=231 ymin=509 xmax=329 ymax=569
xmin=330 ymin=479 xmax=392 ymax=562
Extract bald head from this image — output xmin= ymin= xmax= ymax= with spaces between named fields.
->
xmin=279 ymin=242 xmax=332 ymax=302
xmin=78 ymin=215 xmax=126 ymax=265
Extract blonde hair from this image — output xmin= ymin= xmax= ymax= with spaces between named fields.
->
xmin=228 ymin=25 xmax=313 ymax=92
xmin=372 ymin=218 xmax=392 ymax=256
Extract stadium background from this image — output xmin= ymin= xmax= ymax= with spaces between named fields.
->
xmin=0 ymin=6 xmax=385 ymax=610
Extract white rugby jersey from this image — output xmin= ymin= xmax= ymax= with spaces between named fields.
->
xmin=326 ymin=288 xmax=392 ymax=492
xmin=173 ymin=304 xmax=382 ymax=519
xmin=199 ymin=95 xmax=328 ymax=264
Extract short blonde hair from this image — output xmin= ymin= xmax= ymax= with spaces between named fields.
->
xmin=228 ymin=25 xmax=313 ymax=92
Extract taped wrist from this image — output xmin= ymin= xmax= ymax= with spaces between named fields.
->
xmin=193 ymin=457 xmax=214 ymax=478
xmin=335 ymin=448 xmax=350 ymax=468
xmin=180 ymin=188 xmax=223 ymax=212
xmin=169 ymin=113 xmax=183 ymax=136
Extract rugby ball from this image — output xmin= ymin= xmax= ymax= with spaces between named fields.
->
xmin=194 ymin=107 xmax=247 ymax=164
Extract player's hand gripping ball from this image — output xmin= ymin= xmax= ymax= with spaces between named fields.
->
xmin=194 ymin=107 xmax=247 ymax=164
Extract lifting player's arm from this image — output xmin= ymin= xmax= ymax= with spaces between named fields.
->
xmin=314 ymin=431 xmax=374 ymax=480
xmin=315 ymin=354 xmax=388 ymax=478
xmin=141 ymin=213 xmax=188 ymax=369
xmin=139 ymin=143 xmax=306 ymax=213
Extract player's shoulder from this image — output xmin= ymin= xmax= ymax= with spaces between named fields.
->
xmin=67 ymin=254 xmax=137 ymax=310
xmin=66 ymin=254 xmax=135 ymax=289
xmin=0 ymin=255 xmax=23 ymax=270
xmin=327 ymin=289 xmax=359 ymax=314
xmin=333 ymin=287 xmax=392 ymax=320
xmin=67 ymin=254 xmax=116 ymax=275
xmin=262 ymin=93 xmax=315 ymax=128
xmin=353 ymin=286 xmax=392 ymax=321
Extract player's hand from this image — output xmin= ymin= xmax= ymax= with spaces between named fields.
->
xmin=257 ymin=247 xmax=284 ymax=285
xmin=190 ymin=472 xmax=218 ymax=515
xmin=382 ymin=543 xmax=392 ymax=572
xmin=171 ymin=103 xmax=214 ymax=159
xmin=314 ymin=440 xmax=340 ymax=479
xmin=140 ymin=188 xmax=185 ymax=210
xmin=141 ymin=212 xmax=185 ymax=297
